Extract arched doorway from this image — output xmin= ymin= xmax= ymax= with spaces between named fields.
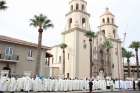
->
xmin=2 ymin=63 xmax=11 ymax=77
xmin=3 ymin=66 xmax=11 ymax=70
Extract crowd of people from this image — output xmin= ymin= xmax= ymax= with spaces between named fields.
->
xmin=0 ymin=75 xmax=140 ymax=92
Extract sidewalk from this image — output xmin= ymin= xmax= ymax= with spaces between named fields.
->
xmin=1 ymin=89 xmax=140 ymax=93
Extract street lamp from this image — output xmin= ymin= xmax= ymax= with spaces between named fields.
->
xmin=122 ymin=32 xmax=127 ymax=79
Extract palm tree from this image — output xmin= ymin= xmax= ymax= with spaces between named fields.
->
xmin=129 ymin=41 xmax=140 ymax=78
xmin=103 ymin=39 xmax=113 ymax=76
xmin=30 ymin=14 xmax=53 ymax=75
xmin=60 ymin=43 xmax=67 ymax=77
xmin=122 ymin=47 xmax=127 ymax=57
xmin=122 ymin=47 xmax=127 ymax=78
xmin=0 ymin=0 xmax=7 ymax=10
xmin=123 ymin=50 xmax=134 ymax=77
xmin=85 ymin=31 xmax=96 ymax=78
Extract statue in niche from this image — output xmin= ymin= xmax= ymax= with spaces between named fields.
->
xmin=97 ymin=69 xmax=105 ymax=80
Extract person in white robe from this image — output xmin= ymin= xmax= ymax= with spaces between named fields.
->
xmin=50 ymin=79 xmax=55 ymax=91
xmin=82 ymin=79 xmax=88 ymax=90
xmin=32 ymin=76 xmax=41 ymax=91
xmin=68 ymin=79 xmax=72 ymax=91
xmin=92 ymin=80 xmax=97 ymax=90
xmin=100 ymin=80 xmax=106 ymax=90
xmin=16 ymin=77 xmax=25 ymax=91
xmin=57 ymin=79 xmax=63 ymax=91
xmin=120 ymin=80 xmax=124 ymax=89
xmin=124 ymin=80 xmax=128 ymax=89
xmin=72 ymin=80 xmax=76 ymax=91
xmin=63 ymin=79 xmax=68 ymax=91
xmin=44 ymin=78 xmax=49 ymax=91
xmin=0 ymin=76 xmax=10 ymax=91
xmin=8 ymin=77 xmax=17 ymax=91
xmin=115 ymin=80 xmax=119 ymax=89
xmin=23 ymin=76 xmax=33 ymax=91
xmin=54 ymin=79 xmax=59 ymax=91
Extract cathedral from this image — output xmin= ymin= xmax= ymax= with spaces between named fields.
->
xmin=48 ymin=0 xmax=124 ymax=79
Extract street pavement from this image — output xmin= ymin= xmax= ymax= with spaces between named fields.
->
xmin=2 ymin=90 xmax=140 ymax=93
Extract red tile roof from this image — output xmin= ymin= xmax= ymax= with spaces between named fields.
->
xmin=0 ymin=35 xmax=50 ymax=49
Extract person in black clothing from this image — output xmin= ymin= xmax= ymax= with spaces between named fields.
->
xmin=133 ymin=80 xmax=136 ymax=90
xmin=89 ymin=79 xmax=93 ymax=93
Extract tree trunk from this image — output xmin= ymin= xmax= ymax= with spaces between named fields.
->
xmin=127 ymin=59 xmax=130 ymax=77
xmin=107 ymin=49 xmax=111 ymax=76
xmin=123 ymin=57 xmax=125 ymax=79
xmin=100 ymin=50 xmax=104 ymax=70
xmin=135 ymin=49 xmax=139 ymax=78
xmin=63 ymin=49 xmax=65 ymax=77
xmin=35 ymin=28 xmax=43 ymax=76
xmin=89 ymin=39 xmax=92 ymax=78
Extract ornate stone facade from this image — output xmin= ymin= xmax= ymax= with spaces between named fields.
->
xmin=49 ymin=0 xmax=124 ymax=79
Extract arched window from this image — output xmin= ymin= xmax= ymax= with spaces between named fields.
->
xmin=100 ymin=49 xmax=103 ymax=54
xmin=76 ymin=3 xmax=79 ymax=10
xmin=107 ymin=17 xmax=110 ymax=23
xmin=82 ymin=18 xmax=86 ymax=27
xmin=28 ymin=49 xmax=32 ymax=57
xmin=102 ymin=30 xmax=105 ymax=35
xmin=82 ymin=4 xmax=85 ymax=10
xmin=5 ymin=47 xmax=13 ymax=55
xmin=69 ymin=18 xmax=72 ymax=28
xmin=112 ymin=18 xmax=114 ymax=24
xmin=59 ymin=56 xmax=61 ymax=63
xmin=113 ymin=30 xmax=115 ymax=38
xmin=71 ymin=5 xmax=73 ymax=11
xmin=68 ymin=53 xmax=70 ymax=60
xmin=5 ymin=47 xmax=13 ymax=60
xmin=100 ymin=49 xmax=103 ymax=62
xmin=83 ymin=40 xmax=86 ymax=49
xmin=102 ymin=18 xmax=105 ymax=24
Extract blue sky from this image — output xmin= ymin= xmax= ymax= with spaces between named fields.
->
xmin=0 ymin=0 xmax=140 ymax=50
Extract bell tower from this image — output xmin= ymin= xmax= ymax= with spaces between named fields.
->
xmin=65 ymin=0 xmax=90 ymax=31
xmin=99 ymin=8 xmax=118 ymax=39
xmin=62 ymin=0 xmax=91 ymax=79
xmin=98 ymin=8 xmax=124 ymax=79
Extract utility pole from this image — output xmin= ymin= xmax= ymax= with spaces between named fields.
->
xmin=122 ymin=32 xmax=127 ymax=79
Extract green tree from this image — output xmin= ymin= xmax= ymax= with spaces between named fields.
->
xmin=0 ymin=0 xmax=7 ymax=10
xmin=123 ymin=50 xmax=134 ymax=77
xmin=60 ymin=43 xmax=67 ymax=77
xmin=30 ymin=14 xmax=53 ymax=75
xmin=129 ymin=41 xmax=140 ymax=78
xmin=103 ymin=39 xmax=113 ymax=76
xmin=122 ymin=47 xmax=127 ymax=57
xmin=85 ymin=31 xmax=96 ymax=78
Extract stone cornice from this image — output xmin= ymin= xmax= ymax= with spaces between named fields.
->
xmin=98 ymin=24 xmax=118 ymax=28
xmin=62 ymin=27 xmax=91 ymax=35
xmin=109 ymin=38 xmax=122 ymax=43
xmin=65 ymin=10 xmax=90 ymax=17
xmin=100 ymin=13 xmax=115 ymax=17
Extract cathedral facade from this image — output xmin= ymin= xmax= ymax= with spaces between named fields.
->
xmin=48 ymin=0 xmax=124 ymax=79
